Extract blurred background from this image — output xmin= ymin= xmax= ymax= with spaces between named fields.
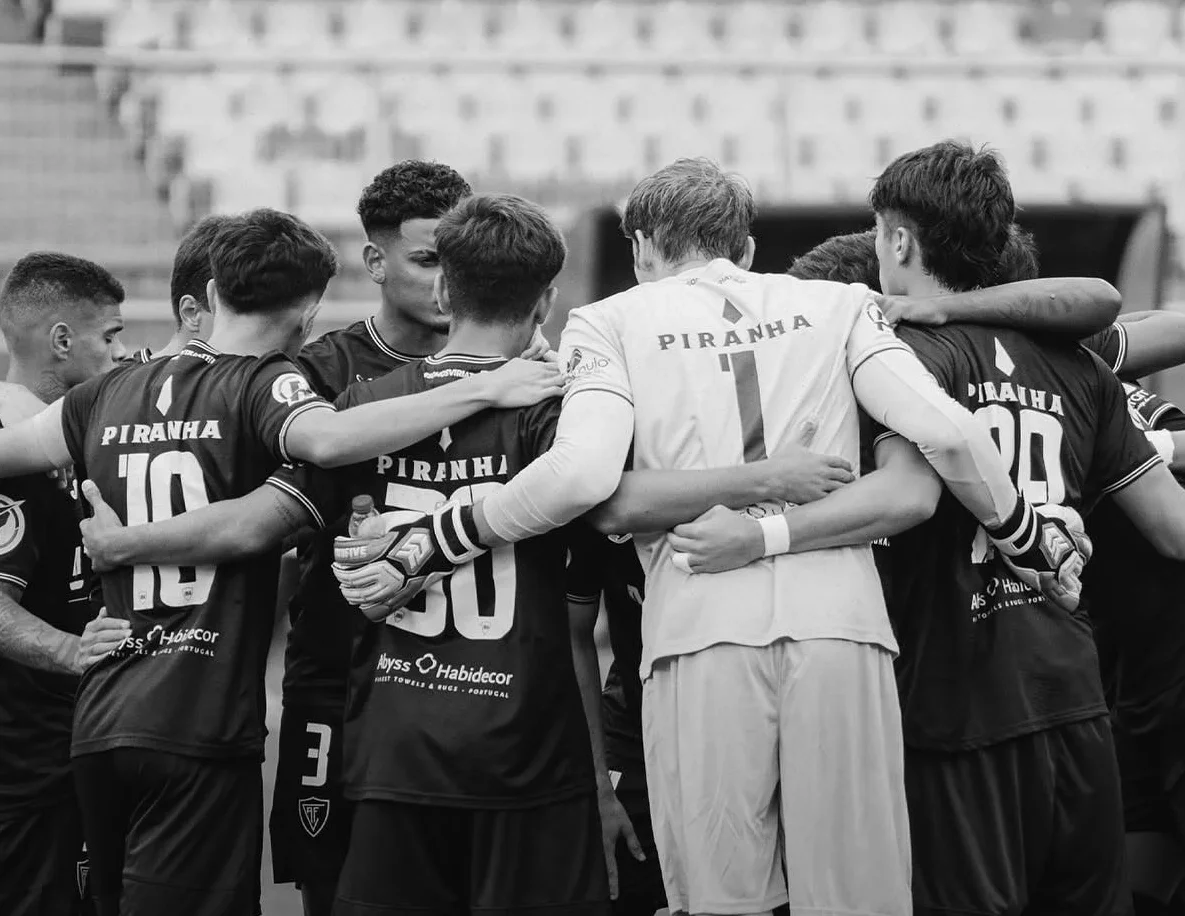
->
xmin=0 ymin=1 xmax=1179 ymax=911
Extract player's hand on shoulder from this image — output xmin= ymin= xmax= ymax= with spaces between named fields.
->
xmin=79 ymin=480 xmax=126 ymax=573
xmin=989 ymin=499 xmax=1092 ymax=613
xmin=482 ymin=357 xmax=567 ymax=408
xmin=667 ymin=503 xmax=767 ymax=574
xmin=332 ymin=503 xmax=487 ymax=620
xmin=874 ymin=292 xmax=947 ymax=328
xmin=520 ymin=326 xmax=556 ymax=364
xmin=76 ymin=607 xmax=130 ymax=673
xmin=761 ymin=445 xmax=854 ymax=504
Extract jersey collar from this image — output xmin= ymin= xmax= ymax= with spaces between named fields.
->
xmin=366 ymin=317 xmax=422 ymax=362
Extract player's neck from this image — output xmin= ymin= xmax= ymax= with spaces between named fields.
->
xmin=207 ymin=316 xmax=298 ymax=358
xmin=153 ymin=331 xmax=192 ymax=359
xmin=6 ymin=361 xmax=65 ymax=404
xmin=648 ymin=255 xmax=716 ymax=281
xmin=902 ymin=274 xmax=949 ymax=298
xmin=438 ymin=323 xmax=529 ymax=361
xmin=372 ymin=306 xmax=447 ymax=358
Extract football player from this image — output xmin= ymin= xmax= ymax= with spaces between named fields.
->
xmin=0 ymin=253 xmax=129 ymax=916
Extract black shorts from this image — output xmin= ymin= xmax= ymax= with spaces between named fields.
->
xmin=1114 ymin=714 xmax=1185 ymax=838
xmin=906 ymin=716 xmax=1129 ymax=916
xmin=0 ymin=796 xmax=89 ymax=916
xmin=270 ymin=702 xmax=351 ymax=887
xmin=74 ymin=748 xmax=262 ymax=916
xmin=607 ymin=764 xmax=666 ymax=916
xmin=334 ymin=793 xmax=611 ymax=916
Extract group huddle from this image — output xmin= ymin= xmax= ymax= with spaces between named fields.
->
xmin=1 ymin=142 xmax=1184 ymax=916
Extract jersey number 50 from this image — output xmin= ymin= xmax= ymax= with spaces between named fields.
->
xmin=120 ymin=451 xmax=216 ymax=610
xmin=382 ymin=480 xmax=515 ymax=640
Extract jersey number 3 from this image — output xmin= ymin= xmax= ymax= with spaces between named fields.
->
xmin=120 ymin=451 xmax=216 ymax=610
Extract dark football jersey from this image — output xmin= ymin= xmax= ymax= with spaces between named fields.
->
xmin=269 ymin=353 xmax=593 ymax=807
xmin=879 ymin=324 xmax=1158 ymax=751
xmin=283 ymin=316 xmax=417 ymax=704
xmin=0 ymin=454 xmax=93 ymax=813
xmin=60 ymin=339 xmax=330 ymax=759
xmin=566 ymin=530 xmax=646 ymax=772
xmin=124 ymin=347 xmax=154 ymax=366
xmin=1079 ymin=322 xmax=1128 ymax=376
xmin=1084 ymin=382 xmax=1185 ymax=738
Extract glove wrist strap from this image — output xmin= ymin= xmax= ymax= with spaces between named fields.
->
xmin=433 ymin=503 xmax=487 ymax=564
xmin=987 ymin=495 xmax=1037 ymax=556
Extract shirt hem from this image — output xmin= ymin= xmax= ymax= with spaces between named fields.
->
xmin=903 ymin=702 xmax=1109 ymax=752
xmin=71 ymin=735 xmax=264 ymax=760
xmin=641 ymin=629 xmax=899 ymax=679
xmin=343 ymin=781 xmax=593 ymax=810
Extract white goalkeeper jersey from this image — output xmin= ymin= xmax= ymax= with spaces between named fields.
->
xmin=560 ymin=259 xmax=911 ymax=677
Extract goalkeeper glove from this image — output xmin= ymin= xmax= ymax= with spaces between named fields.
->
xmin=988 ymin=496 xmax=1092 ymax=613
xmin=332 ymin=503 xmax=487 ymax=621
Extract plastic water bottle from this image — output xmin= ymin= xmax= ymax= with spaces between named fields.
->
xmin=347 ymin=495 xmax=380 ymax=537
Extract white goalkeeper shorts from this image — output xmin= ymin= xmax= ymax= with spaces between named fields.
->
xmin=642 ymin=638 xmax=912 ymax=916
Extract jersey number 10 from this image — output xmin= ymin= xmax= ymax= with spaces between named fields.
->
xmin=120 ymin=451 xmax=216 ymax=610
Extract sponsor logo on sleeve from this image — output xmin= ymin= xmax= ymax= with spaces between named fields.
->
xmin=271 ymin=373 xmax=317 ymax=408
xmin=565 ymin=348 xmax=583 ymax=375
xmin=865 ymin=301 xmax=891 ymax=333
xmin=0 ymin=495 xmax=27 ymax=556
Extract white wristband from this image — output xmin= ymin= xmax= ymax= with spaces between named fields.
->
xmin=758 ymin=514 xmax=791 ymax=557
xmin=1147 ymin=429 xmax=1175 ymax=464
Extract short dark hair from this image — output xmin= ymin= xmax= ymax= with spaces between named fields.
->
xmin=622 ymin=158 xmax=754 ymax=265
xmin=357 ymin=160 xmax=472 ymax=238
xmin=870 ymin=140 xmax=1015 ymax=292
xmin=0 ymin=252 xmax=124 ymax=343
xmin=435 ymin=194 xmax=566 ymax=325
xmin=990 ymin=224 xmax=1040 ymax=285
xmin=170 ymin=214 xmax=228 ymax=327
xmin=208 ymin=209 xmax=338 ymax=315
xmin=788 ymin=230 xmax=882 ymax=291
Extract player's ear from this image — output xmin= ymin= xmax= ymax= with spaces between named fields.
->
xmin=433 ymin=272 xmax=452 ymax=317
xmin=738 ymin=236 xmax=756 ymax=271
xmin=177 ymin=295 xmax=203 ymax=333
xmin=535 ymin=287 xmax=557 ymax=327
xmin=49 ymin=320 xmax=71 ymax=361
xmin=632 ymin=230 xmax=652 ymax=276
xmin=362 ymin=241 xmax=385 ymax=285
xmin=205 ymin=279 xmax=222 ymax=316
xmin=893 ymin=225 xmax=912 ymax=267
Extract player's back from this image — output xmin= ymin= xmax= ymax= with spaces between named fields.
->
xmin=885 ymin=324 xmax=1158 ymax=750
xmin=568 ymin=258 xmax=902 ymax=674
xmin=60 ymin=340 xmax=328 ymax=759
xmin=315 ymin=355 xmax=594 ymax=807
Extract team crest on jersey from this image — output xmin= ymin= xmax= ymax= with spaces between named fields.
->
xmin=298 ymin=797 xmax=330 ymax=838
xmin=271 ymin=373 xmax=317 ymax=408
xmin=75 ymin=846 xmax=89 ymax=899
xmin=865 ymin=301 xmax=891 ymax=332
xmin=0 ymin=494 xmax=27 ymax=556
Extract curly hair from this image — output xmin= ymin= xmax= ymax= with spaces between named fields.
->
xmin=208 ymin=209 xmax=339 ymax=315
xmin=787 ymin=230 xmax=881 ymax=291
xmin=357 ymin=160 xmax=473 ymax=238
xmin=435 ymin=194 xmax=566 ymax=325
xmin=870 ymin=140 xmax=1014 ymax=292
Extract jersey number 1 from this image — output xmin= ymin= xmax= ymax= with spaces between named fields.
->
xmin=720 ymin=350 xmax=767 ymax=462
xmin=120 ymin=451 xmax=216 ymax=610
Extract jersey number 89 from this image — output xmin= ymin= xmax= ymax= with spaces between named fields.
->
xmin=383 ymin=480 xmax=515 ymax=641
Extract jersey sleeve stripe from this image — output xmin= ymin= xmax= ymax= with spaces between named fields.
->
xmin=0 ymin=572 xmax=29 ymax=590
xmin=264 ymin=476 xmax=326 ymax=530
xmin=872 ymin=430 xmax=902 ymax=448
xmin=1100 ymin=454 xmax=1163 ymax=496
xmin=1111 ymin=322 xmax=1128 ymax=373
xmin=563 ymin=386 xmax=634 ymax=407
xmin=1148 ymin=400 xmax=1175 ymax=428
xmin=848 ymin=341 xmax=913 ymax=378
xmin=277 ymin=401 xmax=334 ymax=463
xmin=565 ymin=592 xmax=601 ymax=605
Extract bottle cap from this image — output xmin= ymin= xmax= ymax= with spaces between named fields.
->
xmin=351 ymin=494 xmax=375 ymax=515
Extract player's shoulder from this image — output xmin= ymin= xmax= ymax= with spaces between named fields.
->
xmin=300 ymin=319 xmax=370 ymax=355
xmin=0 ymin=382 xmax=46 ymax=429
xmin=335 ymin=358 xmax=423 ymax=409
